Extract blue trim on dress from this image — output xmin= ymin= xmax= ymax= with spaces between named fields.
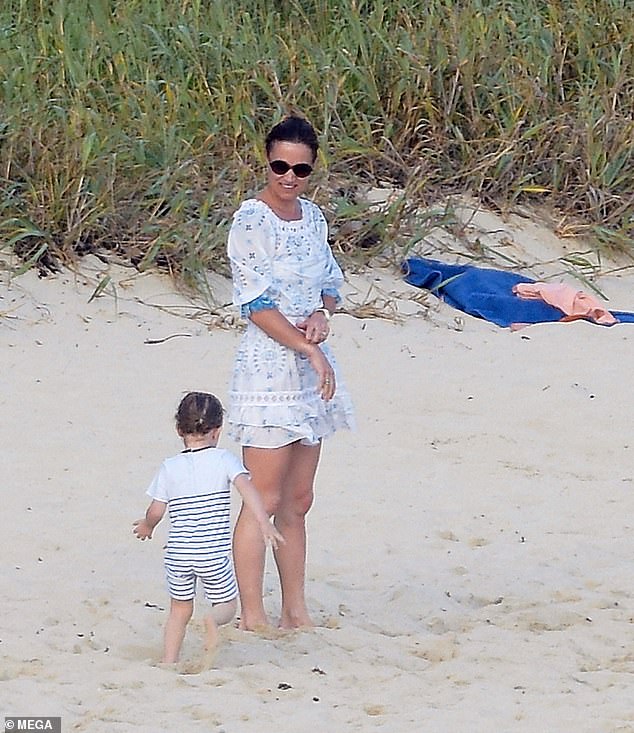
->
xmin=321 ymin=287 xmax=341 ymax=305
xmin=241 ymin=291 xmax=277 ymax=318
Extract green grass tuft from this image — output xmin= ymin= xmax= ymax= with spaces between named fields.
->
xmin=1 ymin=0 xmax=633 ymax=297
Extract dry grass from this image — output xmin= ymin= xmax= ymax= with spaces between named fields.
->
xmin=1 ymin=0 xmax=633 ymax=303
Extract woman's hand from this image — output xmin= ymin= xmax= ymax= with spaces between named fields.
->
xmin=305 ymin=344 xmax=336 ymax=400
xmin=248 ymin=308 xmax=335 ymax=399
xmin=297 ymin=310 xmax=330 ymax=344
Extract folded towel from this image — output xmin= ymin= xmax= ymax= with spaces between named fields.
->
xmin=402 ymin=257 xmax=634 ymax=328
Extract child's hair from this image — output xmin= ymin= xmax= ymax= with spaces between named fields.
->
xmin=175 ymin=392 xmax=224 ymax=435
xmin=265 ymin=115 xmax=319 ymax=162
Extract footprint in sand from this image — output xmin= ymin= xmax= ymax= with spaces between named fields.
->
xmin=364 ymin=704 xmax=387 ymax=716
xmin=439 ymin=530 xmax=460 ymax=542
xmin=0 ymin=658 xmax=45 ymax=681
xmin=410 ymin=635 xmax=459 ymax=663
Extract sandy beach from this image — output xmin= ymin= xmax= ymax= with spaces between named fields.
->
xmin=2 ymin=204 xmax=633 ymax=732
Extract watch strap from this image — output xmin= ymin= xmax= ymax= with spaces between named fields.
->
xmin=314 ymin=307 xmax=332 ymax=322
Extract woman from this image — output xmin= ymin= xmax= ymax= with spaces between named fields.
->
xmin=227 ymin=115 xmax=354 ymax=630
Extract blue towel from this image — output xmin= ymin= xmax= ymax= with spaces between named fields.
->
xmin=402 ymin=257 xmax=634 ymax=328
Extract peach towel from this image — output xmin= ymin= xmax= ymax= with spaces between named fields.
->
xmin=512 ymin=282 xmax=617 ymax=325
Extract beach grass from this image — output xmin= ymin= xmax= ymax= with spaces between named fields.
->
xmin=1 ymin=0 xmax=633 ymax=297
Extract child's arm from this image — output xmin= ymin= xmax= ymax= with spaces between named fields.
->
xmin=233 ymin=474 xmax=285 ymax=550
xmin=133 ymin=499 xmax=167 ymax=540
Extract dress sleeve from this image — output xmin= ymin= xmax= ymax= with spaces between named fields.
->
xmin=314 ymin=205 xmax=344 ymax=300
xmin=228 ymin=202 xmax=277 ymax=307
xmin=321 ymin=286 xmax=342 ymax=305
xmin=241 ymin=290 xmax=277 ymax=318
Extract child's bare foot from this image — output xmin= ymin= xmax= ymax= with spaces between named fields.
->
xmin=155 ymin=661 xmax=179 ymax=670
xmin=204 ymin=616 xmax=219 ymax=654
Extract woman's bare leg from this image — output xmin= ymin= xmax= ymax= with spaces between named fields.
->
xmin=275 ymin=442 xmax=320 ymax=629
xmin=233 ymin=444 xmax=293 ymax=630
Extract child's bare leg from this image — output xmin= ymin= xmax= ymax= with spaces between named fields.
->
xmin=204 ymin=598 xmax=237 ymax=652
xmin=163 ymin=599 xmax=193 ymax=663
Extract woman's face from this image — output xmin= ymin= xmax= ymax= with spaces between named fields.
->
xmin=265 ymin=141 xmax=315 ymax=201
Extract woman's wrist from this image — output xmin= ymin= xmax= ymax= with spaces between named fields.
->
xmin=300 ymin=341 xmax=319 ymax=357
xmin=313 ymin=307 xmax=332 ymax=321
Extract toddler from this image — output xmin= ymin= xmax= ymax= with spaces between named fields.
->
xmin=133 ymin=391 xmax=284 ymax=663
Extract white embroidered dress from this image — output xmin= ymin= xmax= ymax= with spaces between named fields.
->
xmin=227 ymin=198 xmax=355 ymax=448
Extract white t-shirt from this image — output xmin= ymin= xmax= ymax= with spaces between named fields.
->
xmin=147 ymin=446 xmax=247 ymax=560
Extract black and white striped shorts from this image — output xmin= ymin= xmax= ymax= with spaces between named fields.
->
xmin=164 ymin=553 xmax=237 ymax=603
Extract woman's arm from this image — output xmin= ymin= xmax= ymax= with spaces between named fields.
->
xmin=249 ymin=308 xmax=336 ymax=400
xmin=321 ymin=293 xmax=337 ymax=316
xmin=249 ymin=308 xmax=317 ymax=355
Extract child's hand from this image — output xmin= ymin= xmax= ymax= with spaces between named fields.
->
xmin=133 ymin=519 xmax=154 ymax=540
xmin=260 ymin=520 xmax=285 ymax=551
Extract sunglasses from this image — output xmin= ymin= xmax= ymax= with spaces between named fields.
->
xmin=269 ymin=160 xmax=314 ymax=178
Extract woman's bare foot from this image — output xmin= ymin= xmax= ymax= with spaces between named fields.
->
xmin=238 ymin=612 xmax=271 ymax=632
xmin=279 ymin=608 xmax=314 ymax=630
xmin=237 ymin=617 xmax=288 ymax=639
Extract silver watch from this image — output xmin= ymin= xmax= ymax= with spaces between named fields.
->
xmin=314 ymin=307 xmax=332 ymax=322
